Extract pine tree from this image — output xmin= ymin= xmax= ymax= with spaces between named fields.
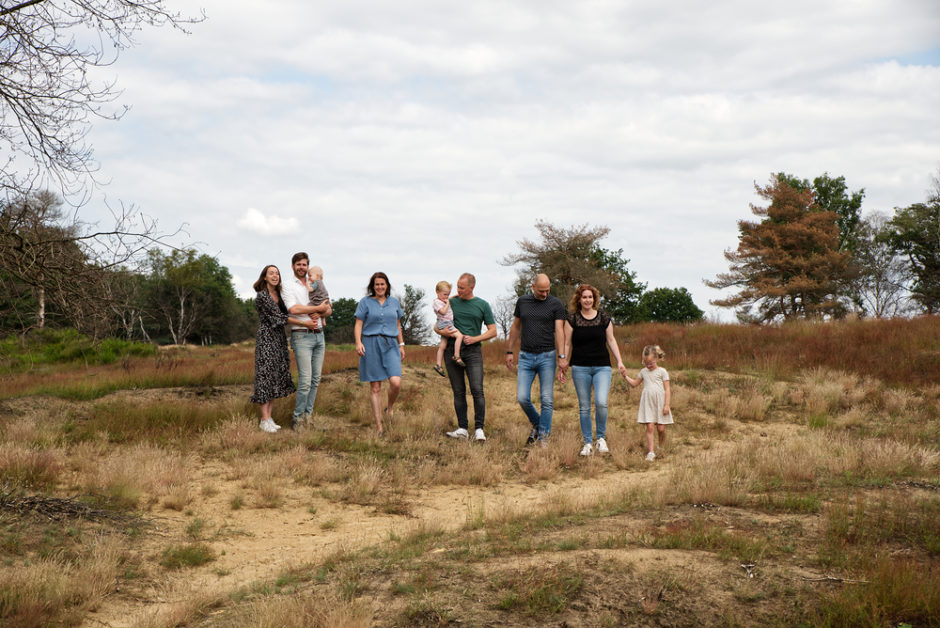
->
xmin=706 ymin=176 xmax=850 ymax=322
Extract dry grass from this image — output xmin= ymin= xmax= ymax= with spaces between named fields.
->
xmin=618 ymin=316 xmax=940 ymax=387
xmin=135 ymin=592 xmax=228 ymax=628
xmin=70 ymin=442 xmax=195 ymax=510
xmin=220 ymin=592 xmax=371 ymax=628
xmin=2 ymin=318 xmax=940 ymax=627
xmin=0 ymin=443 xmax=63 ymax=491
xmin=202 ymin=416 xmax=274 ymax=454
xmin=703 ymin=387 xmax=773 ymax=422
xmin=0 ymin=534 xmax=123 ymax=627
xmin=0 ymin=345 xmax=361 ymax=401
xmin=663 ymin=431 xmax=939 ymax=507
xmin=253 ymin=483 xmax=285 ymax=509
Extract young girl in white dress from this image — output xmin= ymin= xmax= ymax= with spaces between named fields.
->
xmin=624 ymin=344 xmax=673 ymax=461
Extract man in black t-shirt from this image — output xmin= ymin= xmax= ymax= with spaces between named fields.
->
xmin=506 ymin=274 xmax=566 ymax=444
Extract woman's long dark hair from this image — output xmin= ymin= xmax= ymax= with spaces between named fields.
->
xmin=254 ymin=265 xmax=288 ymax=314
xmin=366 ymin=271 xmax=391 ymax=297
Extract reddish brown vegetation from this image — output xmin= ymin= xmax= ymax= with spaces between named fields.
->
xmin=615 ymin=316 xmax=940 ymax=387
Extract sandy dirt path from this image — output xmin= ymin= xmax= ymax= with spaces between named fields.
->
xmin=81 ymin=455 xmax=674 ymax=627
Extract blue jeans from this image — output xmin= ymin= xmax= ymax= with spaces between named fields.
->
xmin=517 ymin=350 xmax=557 ymax=438
xmin=445 ymin=341 xmax=485 ymax=430
xmin=571 ymin=365 xmax=611 ymax=444
xmin=291 ymin=330 xmax=325 ymax=422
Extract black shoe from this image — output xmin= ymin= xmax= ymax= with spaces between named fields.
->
xmin=525 ymin=427 xmax=538 ymax=445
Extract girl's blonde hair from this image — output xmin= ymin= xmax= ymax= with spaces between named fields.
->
xmin=642 ymin=345 xmax=665 ymax=360
xmin=435 ymin=280 xmax=452 ymax=293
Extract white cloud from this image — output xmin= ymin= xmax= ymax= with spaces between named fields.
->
xmin=73 ymin=0 xmax=940 ymax=321
xmin=235 ymin=208 xmax=300 ymax=236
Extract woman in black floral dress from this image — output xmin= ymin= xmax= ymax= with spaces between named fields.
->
xmin=250 ymin=265 xmax=315 ymax=432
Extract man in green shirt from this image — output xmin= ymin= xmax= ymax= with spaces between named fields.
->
xmin=439 ymin=273 xmax=496 ymax=441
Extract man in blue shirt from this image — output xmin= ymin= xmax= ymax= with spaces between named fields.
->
xmin=505 ymin=274 xmax=565 ymax=444
xmin=441 ymin=273 xmax=497 ymax=441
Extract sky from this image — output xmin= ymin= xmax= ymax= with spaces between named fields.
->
xmin=80 ymin=0 xmax=940 ymax=322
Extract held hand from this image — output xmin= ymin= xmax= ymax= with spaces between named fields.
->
xmin=617 ymin=363 xmax=627 ymax=378
xmin=505 ymin=354 xmax=514 ymax=371
xmin=356 ymin=342 xmax=366 ymax=357
xmin=557 ymin=368 xmax=566 ymax=383
xmin=558 ymin=358 xmax=568 ymax=371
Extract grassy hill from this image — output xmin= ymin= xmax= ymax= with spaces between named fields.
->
xmin=0 ymin=318 xmax=937 ymax=626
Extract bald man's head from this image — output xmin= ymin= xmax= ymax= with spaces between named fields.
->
xmin=532 ymin=274 xmax=551 ymax=300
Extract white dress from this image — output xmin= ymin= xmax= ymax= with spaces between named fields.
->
xmin=636 ymin=366 xmax=674 ymax=424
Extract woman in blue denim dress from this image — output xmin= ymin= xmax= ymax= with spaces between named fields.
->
xmin=354 ymin=272 xmax=405 ymax=437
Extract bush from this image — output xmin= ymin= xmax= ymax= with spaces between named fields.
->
xmin=0 ymin=328 xmax=156 ymax=369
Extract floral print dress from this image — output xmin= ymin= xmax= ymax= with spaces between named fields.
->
xmin=250 ymin=290 xmax=296 ymax=404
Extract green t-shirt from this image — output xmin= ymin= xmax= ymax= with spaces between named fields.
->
xmin=449 ymin=296 xmax=495 ymax=339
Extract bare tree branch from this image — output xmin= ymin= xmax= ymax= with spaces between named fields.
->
xmin=1 ymin=0 xmax=203 ymax=201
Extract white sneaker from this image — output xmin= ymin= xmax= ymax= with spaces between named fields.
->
xmin=595 ymin=438 xmax=609 ymax=453
xmin=259 ymin=419 xmax=277 ymax=433
xmin=474 ymin=428 xmax=486 ymax=442
xmin=579 ymin=443 xmax=593 ymax=456
xmin=446 ymin=428 xmax=469 ymax=439
xmin=645 ymin=451 xmax=656 ymax=462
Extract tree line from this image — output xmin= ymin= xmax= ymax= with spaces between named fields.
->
xmin=706 ymin=171 xmax=940 ymax=322
xmin=0 ymin=190 xmax=430 ymax=345
xmin=0 ymin=194 xmax=703 ymax=346
xmin=3 ymin=169 xmax=936 ymax=346
xmin=2 ymin=2 xmax=935 ymax=345
xmin=497 ymin=221 xmax=704 ymax=330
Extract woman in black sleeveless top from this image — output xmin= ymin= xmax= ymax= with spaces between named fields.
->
xmin=558 ymin=284 xmax=627 ymax=456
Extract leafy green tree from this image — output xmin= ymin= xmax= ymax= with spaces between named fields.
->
xmin=706 ymin=175 xmax=851 ymax=322
xmin=883 ymin=197 xmax=940 ymax=314
xmin=398 ymin=284 xmax=430 ymax=345
xmin=230 ymin=298 xmax=257 ymax=344
xmin=777 ymin=172 xmax=865 ymax=251
xmin=636 ymin=287 xmax=704 ymax=323
xmin=501 ymin=221 xmax=645 ymax=323
xmin=324 ymin=298 xmax=357 ymax=345
xmin=144 ymin=249 xmax=248 ymax=344
xmin=589 ymin=246 xmax=646 ymax=323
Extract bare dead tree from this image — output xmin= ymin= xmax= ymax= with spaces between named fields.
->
xmin=492 ymin=294 xmax=516 ymax=339
xmin=0 ymin=0 xmax=202 ymax=200
xmin=500 ymin=220 xmax=626 ymax=307
xmin=0 ymin=2 xmax=199 ymax=337
xmin=0 ymin=189 xmax=183 ymax=337
xmin=848 ymin=212 xmax=912 ymax=318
